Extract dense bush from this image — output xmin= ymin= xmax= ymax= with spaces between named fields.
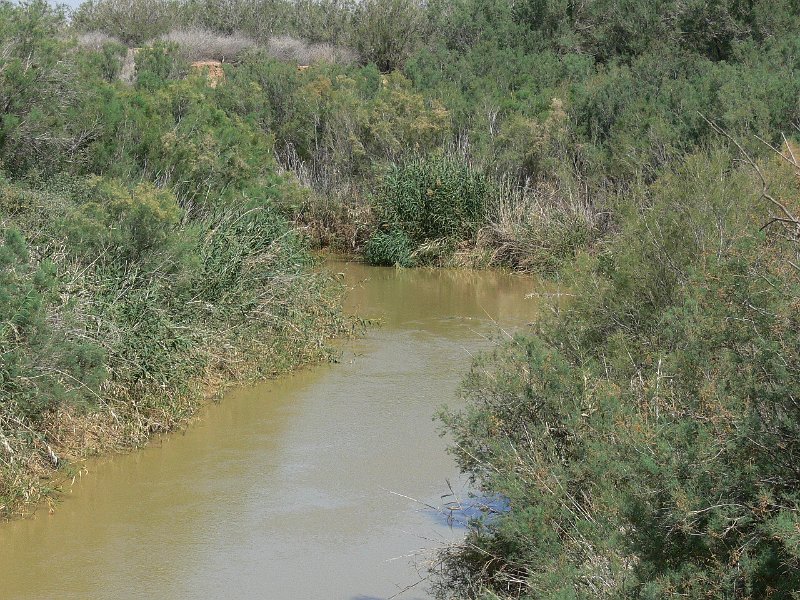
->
xmin=0 ymin=169 xmax=346 ymax=516
xmin=68 ymin=0 xmax=800 ymax=264
xmin=435 ymin=152 xmax=800 ymax=598
xmin=0 ymin=1 xmax=90 ymax=175
xmin=364 ymin=155 xmax=489 ymax=265
xmin=0 ymin=1 xmax=349 ymax=518
xmin=0 ymin=225 xmax=105 ymax=420
xmin=2 ymin=6 xmax=800 ymax=597
xmin=72 ymin=0 xmax=180 ymax=44
xmin=351 ymin=0 xmax=422 ymax=72
xmin=363 ymin=228 xmax=415 ymax=267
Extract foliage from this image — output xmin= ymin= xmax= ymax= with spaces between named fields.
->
xmin=0 ymin=1 xmax=354 ymax=518
xmin=0 ymin=226 xmax=105 ymax=419
xmin=0 ymin=1 xmax=89 ymax=175
xmin=75 ymin=35 xmax=128 ymax=81
xmin=351 ymin=0 xmax=423 ymax=72
xmin=436 ymin=152 xmax=800 ymax=598
xmin=2 ymin=9 xmax=800 ymax=599
xmin=363 ymin=228 xmax=415 ymax=267
xmin=265 ymin=34 xmax=358 ymax=65
xmin=68 ymin=0 xmax=800 ymax=262
xmin=71 ymin=0 xmax=360 ymax=46
xmin=371 ymin=154 xmax=489 ymax=244
xmin=133 ymin=42 xmax=187 ymax=88
xmin=63 ymin=177 xmax=181 ymax=264
xmin=72 ymin=0 xmax=179 ymax=44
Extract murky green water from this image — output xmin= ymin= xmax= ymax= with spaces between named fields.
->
xmin=0 ymin=261 xmax=544 ymax=600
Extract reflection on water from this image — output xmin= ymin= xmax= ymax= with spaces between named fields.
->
xmin=0 ymin=261 xmax=543 ymax=600
xmin=423 ymin=486 xmax=511 ymax=530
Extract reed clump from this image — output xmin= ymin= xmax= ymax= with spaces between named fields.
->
xmin=0 ymin=174 xmax=349 ymax=520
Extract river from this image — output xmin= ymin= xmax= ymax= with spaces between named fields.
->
xmin=0 ymin=260 xmax=543 ymax=600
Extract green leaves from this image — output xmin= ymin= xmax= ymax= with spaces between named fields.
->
xmin=437 ymin=153 xmax=800 ymax=597
xmin=0 ymin=225 xmax=106 ymax=419
xmin=363 ymin=228 xmax=415 ymax=266
xmin=63 ymin=178 xmax=181 ymax=264
xmin=363 ymin=154 xmax=490 ymax=265
xmin=351 ymin=0 xmax=423 ymax=72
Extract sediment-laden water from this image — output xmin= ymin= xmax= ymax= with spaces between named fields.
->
xmin=0 ymin=261 xmax=543 ymax=600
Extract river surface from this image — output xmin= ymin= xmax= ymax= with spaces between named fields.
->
xmin=0 ymin=261 xmax=543 ymax=600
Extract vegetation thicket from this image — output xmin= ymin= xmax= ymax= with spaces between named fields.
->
xmin=365 ymin=155 xmax=490 ymax=266
xmin=436 ymin=149 xmax=800 ymax=597
xmin=2 ymin=0 xmax=800 ymax=595
xmin=68 ymin=0 xmax=800 ymax=271
xmin=0 ymin=0 xmax=350 ymax=518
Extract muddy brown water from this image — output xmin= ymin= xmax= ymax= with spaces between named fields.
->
xmin=0 ymin=261 xmax=546 ymax=600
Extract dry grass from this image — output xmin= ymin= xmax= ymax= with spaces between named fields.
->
xmin=75 ymin=27 xmax=357 ymax=77
xmin=0 ymin=379 xmax=201 ymax=520
xmin=266 ymin=34 xmax=358 ymax=65
xmin=158 ymin=27 xmax=256 ymax=62
xmin=147 ymin=29 xmax=357 ymax=65
xmin=474 ymin=176 xmax=602 ymax=273
xmin=76 ymin=31 xmax=123 ymax=50
xmin=276 ymin=141 xmax=374 ymax=250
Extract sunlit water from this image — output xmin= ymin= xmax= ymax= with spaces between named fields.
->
xmin=0 ymin=261 xmax=544 ymax=600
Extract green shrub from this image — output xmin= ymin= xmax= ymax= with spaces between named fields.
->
xmin=350 ymin=0 xmax=422 ymax=72
xmin=373 ymin=154 xmax=490 ymax=243
xmin=63 ymin=177 xmax=181 ymax=265
xmin=0 ymin=226 xmax=106 ymax=418
xmin=72 ymin=0 xmax=178 ymax=45
xmin=135 ymin=42 xmax=187 ymax=89
xmin=75 ymin=35 xmax=128 ymax=82
xmin=435 ymin=152 xmax=800 ymax=598
xmin=363 ymin=228 xmax=415 ymax=266
xmin=0 ymin=1 xmax=87 ymax=176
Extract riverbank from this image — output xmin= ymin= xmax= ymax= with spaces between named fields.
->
xmin=0 ymin=176 xmax=351 ymax=520
xmin=1 ymin=301 xmax=350 ymax=521
xmin=1 ymin=5 xmax=359 ymax=521
xmin=2 ymin=312 xmax=346 ymax=522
